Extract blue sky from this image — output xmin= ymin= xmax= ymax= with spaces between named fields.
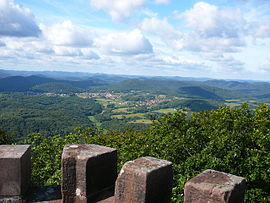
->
xmin=1 ymin=0 xmax=270 ymax=80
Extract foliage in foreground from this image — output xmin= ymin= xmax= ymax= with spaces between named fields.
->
xmin=0 ymin=128 xmax=14 ymax=144
xmin=20 ymin=104 xmax=270 ymax=202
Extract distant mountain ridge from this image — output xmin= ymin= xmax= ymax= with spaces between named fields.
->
xmin=0 ymin=75 xmax=57 ymax=92
xmin=0 ymin=69 xmax=270 ymax=99
xmin=0 ymin=69 xmax=241 ymax=82
xmin=203 ymin=80 xmax=270 ymax=97
xmin=0 ymin=68 xmax=268 ymax=82
xmin=0 ymin=75 xmax=107 ymax=93
xmin=93 ymin=78 xmax=240 ymax=100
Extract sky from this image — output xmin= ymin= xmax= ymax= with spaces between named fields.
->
xmin=0 ymin=0 xmax=270 ymax=80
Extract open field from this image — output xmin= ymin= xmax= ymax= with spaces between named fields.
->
xmin=224 ymin=103 xmax=241 ymax=108
xmin=95 ymin=98 xmax=113 ymax=102
xmin=225 ymin=99 xmax=241 ymax=102
xmin=153 ymin=108 xmax=177 ymax=114
xmin=112 ymin=108 xmax=129 ymax=113
xmin=112 ymin=113 xmax=146 ymax=119
xmin=129 ymin=119 xmax=153 ymax=124
xmin=111 ymin=115 xmax=124 ymax=119
xmin=81 ymin=90 xmax=270 ymax=130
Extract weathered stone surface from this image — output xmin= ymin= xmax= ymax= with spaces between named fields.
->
xmin=0 ymin=145 xmax=31 ymax=196
xmin=115 ymin=156 xmax=173 ymax=203
xmin=61 ymin=144 xmax=117 ymax=203
xmin=184 ymin=169 xmax=246 ymax=203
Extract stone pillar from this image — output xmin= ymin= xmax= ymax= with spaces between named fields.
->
xmin=184 ymin=169 xmax=246 ymax=203
xmin=0 ymin=145 xmax=31 ymax=201
xmin=61 ymin=144 xmax=117 ymax=203
xmin=115 ymin=156 xmax=173 ymax=203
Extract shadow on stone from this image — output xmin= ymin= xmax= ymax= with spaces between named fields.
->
xmin=27 ymin=185 xmax=61 ymax=202
xmin=91 ymin=188 xmax=115 ymax=203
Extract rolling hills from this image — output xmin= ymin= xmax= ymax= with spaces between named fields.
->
xmin=0 ymin=72 xmax=270 ymax=100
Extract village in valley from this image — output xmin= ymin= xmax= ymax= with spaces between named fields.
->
xmin=76 ymin=91 xmax=178 ymax=127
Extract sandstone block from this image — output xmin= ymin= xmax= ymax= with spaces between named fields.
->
xmin=61 ymin=144 xmax=117 ymax=203
xmin=115 ymin=156 xmax=173 ymax=203
xmin=0 ymin=145 xmax=31 ymax=196
xmin=184 ymin=169 xmax=246 ymax=203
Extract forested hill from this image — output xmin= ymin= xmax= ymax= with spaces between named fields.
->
xmin=0 ymin=75 xmax=57 ymax=92
xmin=0 ymin=94 xmax=102 ymax=137
xmin=1 ymin=71 xmax=270 ymax=99
xmin=100 ymin=79 xmax=239 ymax=99
xmin=204 ymin=80 xmax=270 ymax=97
xmin=0 ymin=75 xmax=108 ymax=93
xmin=0 ymin=72 xmax=10 ymax=78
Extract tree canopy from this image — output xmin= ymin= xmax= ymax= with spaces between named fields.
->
xmin=10 ymin=104 xmax=269 ymax=202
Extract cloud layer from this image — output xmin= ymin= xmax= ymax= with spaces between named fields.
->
xmin=1 ymin=0 xmax=270 ymax=80
xmin=40 ymin=21 xmax=92 ymax=47
xmin=181 ymin=2 xmax=245 ymax=38
xmin=0 ymin=0 xmax=40 ymax=37
xmin=90 ymin=0 xmax=145 ymax=21
xmin=95 ymin=29 xmax=153 ymax=55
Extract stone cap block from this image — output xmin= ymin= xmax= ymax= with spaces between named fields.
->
xmin=0 ymin=145 xmax=30 ymax=158
xmin=62 ymin=144 xmax=116 ymax=160
xmin=121 ymin=156 xmax=171 ymax=174
xmin=0 ymin=145 xmax=31 ymax=196
xmin=61 ymin=144 xmax=117 ymax=202
xmin=115 ymin=156 xmax=173 ymax=203
xmin=184 ymin=169 xmax=246 ymax=203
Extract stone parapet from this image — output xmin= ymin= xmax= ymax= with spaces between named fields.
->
xmin=115 ymin=156 xmax=173 ymax=203
xmin=184 ymin=169 xmax=246 ymax=203
xmin=0 ymin=145 xmax=31 ymax=200
xmin=0 ymin=145 xmax=246 ymax=203
xmin=61 ymin=144 xmax=117 ymax=203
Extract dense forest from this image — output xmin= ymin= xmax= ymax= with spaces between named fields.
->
xmin=0 ymin=93 xmax=102 ymax=136
xmin=2 ymin=104 xmax=270 ymax=202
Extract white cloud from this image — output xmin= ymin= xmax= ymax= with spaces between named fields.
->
xmin=158 ymin=55 xmax=205 ymax=66
xmin=0 ymin=0 xmax=40 ymax=37
xmin=140 ymin=17 xmax=184 ymax=50
xmin=90 ymin=0 xmax=145 ymax=22
xmin=53 ymin=46 xmax=99 ymax=59
xmin=181 ymin=2 xmax=245 ymax=38
xmin=140 ymin=17 xmax=178 ymax=38
xmin=0 ymin=33 xmax=98 ymax=63
xmin=95 ymin=29 xmax=153 ymax=55
xmin=0 ymin=37 xmax=51 ymax=59
xmin=137 ymin=54 xmax=211 ymax=76
xmin=251 ymin=22 xmax=270 ymax=38
xmin=259 ymin=54 xmax=270 ymax=72
xmin=53 ymin=47 xmax=83 ymax=56
xmin=0 ymin=41 xmax=6 ymax=47
xmin=139 ymin=10 xmax=245 ymax=73
xmin=154 ymin=0 xmax=170 ymax=4
xmin=29 ymin=41 xmax=54 ymax=54
xmin=176 ymin=34 xmax=245 ymax=52
xmin=40 ymin=21 xmax=93 ymax=47
xmin=142 ymin=9 xmax=158 ymax=18
xmin=140 ymin=16 xmax=244 ymax=53
xmin=202 ymin=52 xmax=244 ymax=71
xmin=153 ymin=3 xmax=246 ymax=55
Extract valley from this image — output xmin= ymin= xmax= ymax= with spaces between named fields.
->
xmin=1 ymin=69 xmax=270 ymax=137
xmin=0 ymin=70 xmax=270 ymax=202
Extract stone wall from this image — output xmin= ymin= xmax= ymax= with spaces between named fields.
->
xmin=0 ymin=145 xmax=245 ymax=203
